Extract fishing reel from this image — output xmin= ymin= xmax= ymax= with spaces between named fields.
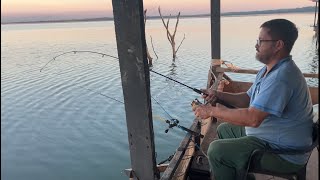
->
xmin=165 ymin=119 xmax=179 ymax=133
xmin=164 ymin=118 xmax=204 ymax=138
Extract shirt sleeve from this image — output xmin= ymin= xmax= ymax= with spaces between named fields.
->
xmin=247 ymin=85 xmax=253 ymax=98
xmin=250 ymin=79 xmax=293 ymax=117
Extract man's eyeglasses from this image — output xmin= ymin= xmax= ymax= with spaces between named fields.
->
xmin=256 ymin=39 xmax=279 ymax=46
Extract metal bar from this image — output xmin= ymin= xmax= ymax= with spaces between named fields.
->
xmin=111 ymin=1 xmax=158 ymax=179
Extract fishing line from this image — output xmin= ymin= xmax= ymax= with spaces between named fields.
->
xmin=152 ymin=115 xmax=167 ymax=123
xmin=40 ymin=51 xmax=118 ymax=72
xmin=77 ymin=82 xmax=202 ymax=140
xmin=64 ymin=77 xmax=204 ymax=165
xmin=151 ymin=96 xmax=174 ymax=120
xmin=42 ymin=51 xmax=207 ymax=138
xmin=41 ymin=50 xmax=207 ymax=96
xmin=77 ymin=84 xmax=125 ymax=104
xmin=41 ymin=52 xmax=178 ymax=122
xmin=75 ymin=83 xmax=175 ymax=124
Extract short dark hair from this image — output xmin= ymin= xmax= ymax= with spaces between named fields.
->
xmin=260 ymin=19 xmax=298 ymax=53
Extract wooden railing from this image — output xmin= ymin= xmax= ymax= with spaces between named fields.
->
xmin=216 ymin=67 xmax=319 ymax=78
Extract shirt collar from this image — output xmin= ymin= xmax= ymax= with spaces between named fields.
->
xmin=260 ymin=55 xmax=292 ymax=79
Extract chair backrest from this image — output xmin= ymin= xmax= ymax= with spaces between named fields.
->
xmin=244 ymin=121 xmax=319 ymax=180
xmin=311 ymin=122 xmax=318 ymax=151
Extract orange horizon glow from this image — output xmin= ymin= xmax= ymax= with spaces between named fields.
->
xmin=1 ymin=0 xmax=316 ymax=21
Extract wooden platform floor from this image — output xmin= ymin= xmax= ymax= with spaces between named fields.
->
xmin=255 ymin=148 xmax=318 ymax=180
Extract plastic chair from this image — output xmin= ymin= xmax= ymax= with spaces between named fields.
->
xmin=243 ymin=122 xmax=319 ymax=180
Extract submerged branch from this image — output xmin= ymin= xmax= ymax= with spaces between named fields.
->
xmin=144 ymin=9 xmax=153 ymax=66
xmin=150 ymin=36 xmax=159 ymax=59
xmin=175 ymin=33 xmax=186 ymax=54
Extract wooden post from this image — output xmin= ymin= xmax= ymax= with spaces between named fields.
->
xmin=112 ymin=1 xmax=158 ymax=179
xmin=195 ymin=0 xmax=222 ymax=172
xmin=211 ymin=0 xmax=221 ymax=60
xmin=207 ymin=0 xmax=221 ymax=89
xmin=187 ymin=0 xmax=223 ymax=176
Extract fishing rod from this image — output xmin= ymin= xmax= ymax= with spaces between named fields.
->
xmin=149 ymin=69 xmax=207 ymax=96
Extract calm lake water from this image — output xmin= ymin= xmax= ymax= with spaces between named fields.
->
xmin=1 ymin=13 xmax=318 ymax=180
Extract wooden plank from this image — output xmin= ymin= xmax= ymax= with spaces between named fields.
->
xmin=216 ymin=67 xmax=258 ymax=75
xmin=223 ymin=81 xmax=252 ymax=93
xmin=125 ymin=164 xmax=169 ymax=178
xmin=199 ymin=118 xmax=220 ymax=152
xmin=172 ymin=137 xmax=195 ymax=180
xmin=216 ymin=67 xmax=319 ymax=78
xmin=160 ymin=120 xmax=199 ymax=180
xmin=111 ymin=1 xmax=158 ymax=179
xmin=157 ymin=164 xmax=169 ymax=173
xmin=189 ymin=117 xmax=220 ymax=173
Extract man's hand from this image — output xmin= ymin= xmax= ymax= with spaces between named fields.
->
xmin=193 ymin=104 xmax=214 ymax=119
xmin=201 ymin=88 xmax=217 ymax=103
xmin=193 ymin=103 xmax=227 ymax=120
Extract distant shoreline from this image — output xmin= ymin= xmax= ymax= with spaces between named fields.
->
xmin=1 ymin=6 xmax=316 ymax=25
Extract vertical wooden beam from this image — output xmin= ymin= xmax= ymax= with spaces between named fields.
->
xmin=204 ymin=0 xmax=221 ymax=159
xmin=211 ymin=0 xmax=221 ymax=59
xmin=207 ymin=0 xmax=221 ymax=90
xmin=207 ymin=0 xmax=221 ymax=96
xmin=112 ymin=1 xmax=158 ymax=180
xmin=314 ymin=2 xmax=318 ymax=28
xmin=188 ymin=0 xmax=222 ymax=176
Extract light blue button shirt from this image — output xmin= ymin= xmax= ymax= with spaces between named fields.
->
xmin=246 ymin=56 xmax=314 ymax=165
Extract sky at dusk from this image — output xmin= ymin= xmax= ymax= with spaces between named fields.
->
xmin=1 ymin=0 xmax=316 ymax=22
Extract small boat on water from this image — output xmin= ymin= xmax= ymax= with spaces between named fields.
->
xmin=157 ymin=65 xmax=318 ymax=180
xmin=110 ymin=0 xmax=319 ymax=179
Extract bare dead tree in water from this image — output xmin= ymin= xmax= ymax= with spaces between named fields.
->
xmin=144 ymin=9 xmax=153 ymax=66
xmin=158 ymin=6 xmax=186 ymax=61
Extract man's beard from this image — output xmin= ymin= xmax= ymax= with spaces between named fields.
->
xmin=255 ymin=52 xmax=271 ymax=64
